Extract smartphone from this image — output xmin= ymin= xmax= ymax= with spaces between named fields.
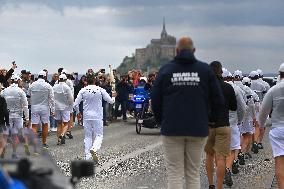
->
xmin=101 ymin=69 xmax=105 ymax=74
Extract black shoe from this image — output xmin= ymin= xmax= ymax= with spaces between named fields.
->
xmin=103 ymin=122 xmax=109 ymax=126
xmin=238 ymin=152 xmax=245 ymax=165
xmin=257 ymin=143 xmax=264 ymax=149
xmin=209 ymin=185 xmax=215 ymax=189
xmin=245 ymin=152 xmax=252 ymax=159
xmin=251 ymin=142 xmax=259 ymax=154
xmin=232 ymin=160 xmax=239 ymax=174
xmin=66 ymin=131 xmax=73 ymax=139
xmin=224 ymin=168 xmax=233 ymax=187
xmin=60 ymin=135 xmax=65 ymax=144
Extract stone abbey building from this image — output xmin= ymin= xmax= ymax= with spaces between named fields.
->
xmin=135 ymin=19 xmax=176 ymax=69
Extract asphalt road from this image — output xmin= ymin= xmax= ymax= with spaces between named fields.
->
xmin=43 ymin=119 xmax=276 ymax=189
xmin=41 ymin=118 xmax=277 ymax=189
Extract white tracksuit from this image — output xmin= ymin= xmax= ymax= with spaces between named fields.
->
xmin=227 ymin=81 xmax=246 ymax=150
xmin=28 ymin=78 xmax=55 ymax=124
xmin=259 ymin=79 xmax=284 ymax=157
xmin=74 ymin=85 xmax=114 ymax=160
xmin=53 ymin=82 xmax=74 ymax=122
xmin=1 ymin=83 xmax=29 ymax=134
xmin=234 ymin=81 xmax=259 ymax=134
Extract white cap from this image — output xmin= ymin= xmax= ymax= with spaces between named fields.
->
xmin=242 ymin=77 xmax=251 ymax=84
xmin=249 ymin=71 xmax=258 ymax=78
xmin=59 ymin=74 xmax=67 ymax=80
xmin=256 ymin=69 xmax=263 ymax=76
xmin=233 ymin=70 xmax=243 ymax=78
xmin=279 ymin=63 xmax=284 ymax=72
xmin=222 ymin=68 xmax=229 ymax=78
xmin=38 ymin=70 xmax=47 ymax=77
xmin=62 ymin=69 xmax=69 ymax=75
xmin=11 ymin=74 xmax=21 ymax=81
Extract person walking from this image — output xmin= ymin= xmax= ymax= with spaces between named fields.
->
xmin=1 ymin=75 xmax=29 ymax=158
xmin=259 ymin=63 xmax=284 ymax=189
xmin=74 ymin=77 xmax=114 ymax=161
xmin=151 ymin=37 xmax=225 ymax=189
xmin=205 ymin=61 xmax=237 ymax=189
xmin=28 ymin=70 xmax=55 ymax=149
xmin=53 ymin=74 xmax=74 ymax=145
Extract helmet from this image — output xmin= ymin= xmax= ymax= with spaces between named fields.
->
xmin=139 ymin=77 xmax=147 ymax=83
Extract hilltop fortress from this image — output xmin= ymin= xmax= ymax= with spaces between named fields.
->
xmin=116 ymin=19 xmax=177 ymax=74
xmin=135 ymin=19 xmax=176 ymax=69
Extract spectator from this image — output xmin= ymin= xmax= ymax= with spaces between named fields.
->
xmin=114 ymin=75 xmax=132 ymax=122
xmin=0 ymin=63 xmax=17 ymax=88
xmin=151 ymin=37 xmax=225 ymax=189
xmin=50 ymin=73 xmax=59 ymax=87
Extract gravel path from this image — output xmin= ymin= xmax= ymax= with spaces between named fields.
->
xmin=46 ymin=120 xmax=276 ymax=189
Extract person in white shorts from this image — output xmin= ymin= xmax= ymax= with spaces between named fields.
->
xmin=53 ymin=74 xmax=74 ymax=145
xmin=74 ymin=76 xmax=114 ymax=161
xmin=259 ymin=63 xmax=284 ymax=189
xmin=222 ymin=69 xmax=246 ymax=186
xmin=1 ymin=75 xmax=29 ymax=158
xmin=28 ymin=70 xmax=55 ymax=149
xmin=249 ymin=70 xmax=267 ymax=152
xmin=62 ymin=69 xmax=75 ymax=139
xmin=255 ymin=69 xmax=271 ymax=149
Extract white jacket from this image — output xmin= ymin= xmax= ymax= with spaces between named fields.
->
xmin=227 ymin=81 xmax=246 ymax=126
xmin=250 ymin=79 xmax=267 ymax=102
xmin=74 ymin=85 xmax=114 ymax=120
xmin=1 ymin=83 xmax=29 ymax=119
xmin=259 ymin=79 xmax=284 ymax=128
xmin=234 ymin=81 xmax=258 ymax=120
xmin=53 ymin=82 xmax=74 ymax=111
xmin=28 ymin=78 xmax=55 ymax=113
xmin=66 ymin=79 xmax=74 ymax=97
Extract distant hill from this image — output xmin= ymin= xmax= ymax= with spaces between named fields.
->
xmin=116 ymin=55 xmax=171 ymax=75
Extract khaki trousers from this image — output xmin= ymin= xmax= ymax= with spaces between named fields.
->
xmin=162 ymin=136 xmax=207 ymax=189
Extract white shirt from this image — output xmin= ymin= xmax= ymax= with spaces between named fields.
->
xmin=28 ymin=78 xmax=55 ymax=113
xmin=1 ymin=83 xmax=29 ymax=119
xmin=259 ymin=79 xmax=284 ymax=128
xmin=74 ymin=85 xmax=114 ymax=120
xmin=53 ymin=82 xmax=74 ymax=111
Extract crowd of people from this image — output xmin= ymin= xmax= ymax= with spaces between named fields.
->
xmin=151 ymin=37 xmax=284 ymax=189
xmin=0 ymin=64 xmax=156 ymax=161
xmin=0 ymin=36 xmax=283 ymax=189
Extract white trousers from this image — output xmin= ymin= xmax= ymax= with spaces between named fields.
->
xmin=83 ymin=119 xmax=103 ymax=160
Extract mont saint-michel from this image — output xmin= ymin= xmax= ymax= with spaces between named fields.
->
xmin=117 ymin=19 xmax=176 ymax=74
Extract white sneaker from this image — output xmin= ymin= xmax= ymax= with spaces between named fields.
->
xmin=50 ymin=127 xmax=57 ymax=132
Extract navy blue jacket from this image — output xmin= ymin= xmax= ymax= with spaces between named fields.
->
xmin=115 ymin=81 xmax=132 ymax=102
xmin=151 ymin=50 xmax=225 ymax=137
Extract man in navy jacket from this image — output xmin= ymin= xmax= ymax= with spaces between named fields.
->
xmin=151 ymin=37 xmax=225 ymax=189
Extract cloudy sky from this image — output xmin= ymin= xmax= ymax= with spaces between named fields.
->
xmin=0 ymin=0 xmax=283 ymax=74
